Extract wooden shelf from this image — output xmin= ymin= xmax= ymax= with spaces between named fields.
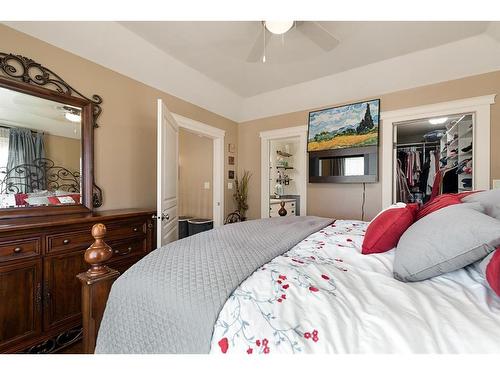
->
xmin=276 ymin=150 xmax=292 ymax=157
xmin=276 ymin=166 xmax=294 ymax=170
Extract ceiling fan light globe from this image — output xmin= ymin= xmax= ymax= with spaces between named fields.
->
xmin=65 ymin=112 xmax=81 ymax=123
xmin=264 ymin=21 xmax=294 ymax=35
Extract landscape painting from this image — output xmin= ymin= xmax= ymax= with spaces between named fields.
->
xmin=307 ymin=99 xmax=380 ymax=152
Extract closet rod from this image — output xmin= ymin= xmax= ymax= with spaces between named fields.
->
xmin=395 ymin=141 xmax=440 ymax=148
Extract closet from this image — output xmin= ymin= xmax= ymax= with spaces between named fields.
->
xmin=394 ymin=113 xmax=474 ymax=204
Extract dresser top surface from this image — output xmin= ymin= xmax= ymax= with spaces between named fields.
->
xmin=0 ymin=208 xmax=155 ymax=232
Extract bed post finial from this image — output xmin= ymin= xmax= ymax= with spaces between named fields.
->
xmin=77 ymin=223 xmax=120 ymax=354
xmin=84 ymin=223 xmax=113 ymax=277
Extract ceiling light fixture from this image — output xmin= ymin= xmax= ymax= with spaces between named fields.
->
xmin=264 ymin=21 xmax=294 ymax=35
xmin=428 ymin=117 xmax=448 ymax=125
xmin=65 ymin=112 xmax=81 ymax=123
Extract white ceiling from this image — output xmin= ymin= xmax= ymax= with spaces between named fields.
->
xmin=4 ymin=21 xmax=500 ymax=122
xmin=0 ymin=87 xmax=81 ymax=139
xmin=120 ymin=21 xmax=489 ymax=97
xmin=396 ymin=113 xmax=464 ymax=140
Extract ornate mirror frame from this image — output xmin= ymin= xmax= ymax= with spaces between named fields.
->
xmin=0 ymin=52 xmax=103 ymax=219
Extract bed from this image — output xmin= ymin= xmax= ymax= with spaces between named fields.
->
xmin=80 ymin=217 xmax=500 ymax=354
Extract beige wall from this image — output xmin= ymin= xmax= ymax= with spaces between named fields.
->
xmin=178 ymin=129 xmax=213 ymax=219
xmin=0 ymin=24 xmax=238 ymax=214
xmin=5 ymin=23 xmax=499 ymax=222
xmin=239 ymin=71 xmax=500 ymax=220
xmin=44 ymin=134 xmax=80 ymax=173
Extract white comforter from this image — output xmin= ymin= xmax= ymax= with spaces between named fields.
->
xmin=210 ymin=220 xmax=500 ymax=354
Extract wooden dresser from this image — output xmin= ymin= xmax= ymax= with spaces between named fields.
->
xmin=0 ymin=208 xmax=156 ymax=353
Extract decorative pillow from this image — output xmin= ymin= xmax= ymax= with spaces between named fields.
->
xmin=14 ymin=193 xmax=29 ymax=206
xmin=24 ymin=196 xmax=50 ymax=206
xmin=462 ymin=189 xmax=500 ymax=220
xmin=48 ymin=194 xmax=80 ymax=205
xmin=394 ymin=203 xmax=500 ymax=282
xmin=478 ymin=248 xmax=500 ymax=296
xmin=416 ymin=192 xmax=475 ymax=221
xmin=30 ymin=189 xmax=50 ymax=197
xmin=0 ymin=193 xmax=16 ymax=208
xmin=362 ymin=203 xmax=418 ymax=254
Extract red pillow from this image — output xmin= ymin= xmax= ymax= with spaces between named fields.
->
xmin=482 ymin=249 xmax=500 ymax=296
xmin=47 ymin=194 xmax=81 ymax=205
xmin=362 ymin=203 xmax=418 ymax=254
xmin=416 ymin=192 xmax=476 ymax=221
xmin=14 ymin=193 xmax=28 ymax=206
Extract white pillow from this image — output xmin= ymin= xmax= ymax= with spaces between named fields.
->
xmin=25 ymin=196 xmax=50 ymax=206
xmin=0 ymin=194 xmax=16 ymax=208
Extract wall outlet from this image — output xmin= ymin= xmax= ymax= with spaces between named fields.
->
xmin=204 ymin=182 xmax=210 ymax=189
xmin=493 ymin=180 xmax=500 ymax=189
xmin=227 ymin=182 xmax=233 ymax=190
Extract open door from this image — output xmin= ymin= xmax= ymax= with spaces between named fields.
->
xmin=157 ymin=99 xmax=179 ymax=246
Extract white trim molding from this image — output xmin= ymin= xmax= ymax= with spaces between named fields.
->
xmin=259 ymin=126 xmax=308 ymax=219
xmin=380 ymin=94 xmax=496 ymax=209
xmin=172 ymin=113 xmax=225 ymax=227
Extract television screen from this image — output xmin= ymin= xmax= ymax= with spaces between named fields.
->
xmin=307 ymin=99 xmax=380 ymax=152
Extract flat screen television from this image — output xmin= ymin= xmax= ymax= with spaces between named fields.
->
xmin=308 ymin=99 xmax=380 ymax=183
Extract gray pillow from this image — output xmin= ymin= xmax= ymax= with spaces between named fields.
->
xmin=393 ymin=203 xmax=500 ymax=282
xmin=462 ymin=189 xmax=500 ymax=220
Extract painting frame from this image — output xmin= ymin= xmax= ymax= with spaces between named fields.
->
xmin=307 ymin=99 xmax=380 ymax=152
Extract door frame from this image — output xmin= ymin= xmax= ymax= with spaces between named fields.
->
xmin=172 ymin=113 xmax=225 ymax=227
xmin=259 ymin=126 xmax=308 ymax=219
xmin=380 ymin=94 xmax=496 ymax=208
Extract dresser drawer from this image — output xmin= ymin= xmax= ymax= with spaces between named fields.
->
xmin=106 ymin=220 xmax=147 ymax=240
xmin=108 ymin=238 xmax=147 ymax=260
xmin=46 ymin=230 xmax=93 ymax=255
xmin=0 ymin=238 xmax=41 ymax=263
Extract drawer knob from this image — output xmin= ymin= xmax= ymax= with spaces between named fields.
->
xmin=133 ymin=227 xmax=138 ymax=232
xmin=63 ymin=239 xmax=71 ymax=245
xmin=13 ymin=247 xmax=22 ymax=254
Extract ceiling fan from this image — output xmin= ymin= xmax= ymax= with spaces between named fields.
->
xmin=247 ymin=21 xmax=340 ymax=63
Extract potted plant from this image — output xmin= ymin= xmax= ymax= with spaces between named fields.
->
xmin=233 ymin=170 xmax=251 ymax=220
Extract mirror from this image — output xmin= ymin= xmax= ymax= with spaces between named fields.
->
xmin=0 ymin=86 xmax=82 ymax=208
xmin=0 ymin=51 xmax=103 ymax=218
xmin=309 ymin=146 xmax=378 ymax=183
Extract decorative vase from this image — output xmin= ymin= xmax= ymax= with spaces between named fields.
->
xmin=278 ymin=201 xmax=287 ymax=216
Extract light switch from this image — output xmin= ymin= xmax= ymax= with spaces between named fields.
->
xmin=204 ymin=182 xmax=210 ymax=189
xmin=493 ymin=180 xmax=500 ymax=189
xmin=227 ymin=182 xmax=233 ymax=190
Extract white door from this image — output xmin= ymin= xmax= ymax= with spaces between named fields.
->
xmin=157 ymin=99 xmax=179 ymax=246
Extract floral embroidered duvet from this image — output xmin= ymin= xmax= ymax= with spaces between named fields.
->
xmin=210 ymin=220 xmax=500 ymax=354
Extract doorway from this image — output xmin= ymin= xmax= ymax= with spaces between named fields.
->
xmin=260 ymin=126 xmax=308 ymax=218
xmin=393 ymin=113 xmax=474 ymax=205
xmin=178 ymin=129 xmax=213 ymax=220
xmin=156 ymin=99 xmax=225 ymax=246
xmin=380 ymin=95 xmax=494 ymax=208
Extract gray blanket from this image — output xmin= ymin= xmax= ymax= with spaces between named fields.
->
xmin=95 ymin=216 xmax=332 ymax=353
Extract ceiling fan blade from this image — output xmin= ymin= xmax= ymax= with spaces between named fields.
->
xmin=246 ymin=27 xmax=271 ymax=62
xmin=296 ymin=21 xmax=339 ymax=51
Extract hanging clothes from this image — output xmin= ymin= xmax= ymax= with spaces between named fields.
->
xmin=426 ymin=151 xmax=438 ymax=195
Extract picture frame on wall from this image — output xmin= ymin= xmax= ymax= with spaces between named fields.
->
xmin=228 ymin=143 xmax=236 ymax=153
xmin=228 ymin=156 xmax=235 ymax=165
xmin=228 ymin=170 xmax=235 ymax=179
xmin=307 ymin=99 xmax=380 ymax=152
